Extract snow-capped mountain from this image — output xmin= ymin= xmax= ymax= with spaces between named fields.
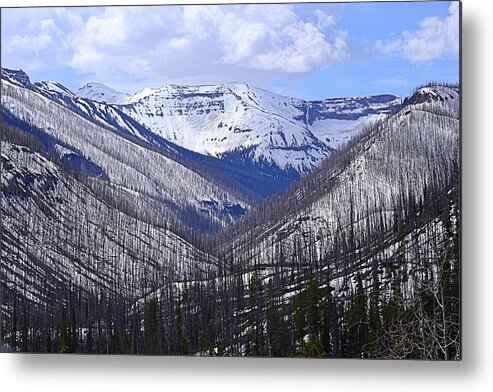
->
xmin=119 ymin=82 xmax=400 ymax=173
xmin=2 ymin=67 xmax=400 ymax=180
xmin=298 ymin=94 xmax=400 ymax=146
xmin=137 ymin=83 xmax=460 ymax=358
xmin=1 ymin=69 xmax=296 ymax=202
xmin=1 ymin=68 xmax=249 ymax=231
xmin=121 ymin=83 xmax=330 ymax=173
xmin=34 ymin=80 xmax=78 ymax=98
xmin=1 ymin=68 xmax=32 ymax=88
xmin=1 ymin=72 xmax=460 ymax=357
xmin=77 ymin=82 xmax=130 ymax=104
xmin=221 ymin=84 xmax=459 ymax=276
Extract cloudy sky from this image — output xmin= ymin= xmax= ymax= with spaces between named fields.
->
xmin=1 ymin=1 xmax=460 ymax=99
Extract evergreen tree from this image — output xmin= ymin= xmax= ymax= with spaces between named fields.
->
xmin=143 ymin=298 xmax=160 ymax=355
xmin=347 ymin=274 xmax=368 ymax=358
xmin=58 ymin=308 xmax=70 ymax=353
xmin=367 ymin=273 xmax=382 ymax=357
xmin=296 ymin=339 xmax=327 ymax=358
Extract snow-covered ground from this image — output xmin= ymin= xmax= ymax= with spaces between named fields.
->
xmin=3 ymin=67 xmax=400 ymax=175
xmin=223 ymin=85 xmax=459 ymax=278
xmin=77 ymin=82 xmax=131 ymax=104
xmin=1 ymin=141 xmax=219 ymax=306
xmin=120 ymin=82 xmax=400 ymax=173
xmin=2 ymin=73 xmax=249 ymax=229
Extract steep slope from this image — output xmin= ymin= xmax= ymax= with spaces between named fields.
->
xmin=239 ymin=86 xmax=400 ymax=147
xmin=1 ymin=69 xmax=249 ymax=231
xmin=298 ymin=94 xmax=400 ymax=146
xmin=1 ymin=137 xmax=219 ymax=326
xmin=0 ymin=83 xmax=459 ymax=358
xmin=127 ymin=84 xmax=459 ymax=357
xmin=190 ymin=84 xmax=459 ymax=358
xmin=3 ymin=68 xmax=400 ymax=202
xmin=34 ymin=80 xmax=78 ymax=98
xmin=77 ymin=82 xmax=130 ymax=104
xmin=121 ymin=83 xmax=399 ymax=174
xmin=122 ymin=83 xmax=331 ymax=174
xmin=218 ymin=84 xmax=459 ymax=285
xmin=8 ymin=71 xmax=173 ymax=148
xmin=3 ymin=69 xmax=303 ymax=202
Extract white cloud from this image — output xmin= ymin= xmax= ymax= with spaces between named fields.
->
xmin=376 ymin=2 xmax=459 ymax=62
xmin=168 ymin=37 xmax=191 ymax=50
xmin=4 ymin=14 xmax=70 ymax=70
xmin=2 ymin=4 xmax=348 ymax=85
xmin=2 ymin=8 xmax=81 ymax=71
xmin=315 ymin=9 xmax=336 ymax=31
xmin=215 ymin=7 xmax=348 ymax=73
xmin=83 ymin=9 xmax=128 ymax=47
xmin=251 ymin=23 xmax=348 ymax=73
xmin=8 ymin=32 xmax=53 ymax=53
xmin=375 ymin=39 xmax=402 ymax=54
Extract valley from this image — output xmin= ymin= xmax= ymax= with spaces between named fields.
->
xmin=0 ymin=68 xmax=460 ymax=359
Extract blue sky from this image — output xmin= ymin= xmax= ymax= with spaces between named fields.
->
xmin=1 ymin=1 xmax=460 ymax=100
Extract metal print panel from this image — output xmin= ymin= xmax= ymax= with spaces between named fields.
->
xmin=0 ymin=1 xmax=461 ymax=359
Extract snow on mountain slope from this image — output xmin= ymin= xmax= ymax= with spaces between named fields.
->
xmin=122 ymin=83 xmax=330 ymax=173
xmin=308 ymin=115 xmax=383 ymax=147
xmin=3 ymin=68 xmax=399 ymax=177
xmin=34 ymin=80 xmax=77 ymax=98
xmin=2 ymin=68 xmax=151 ymax=144
xmin=223 ymin=85 xmax=459 ymax=271
xmin=121 ymin=82 xmax=399 ymax=173
xmin=303 ymin=86 xmax=458 ymax=236
xmin=1 ymin=141 xmax=219 ymax=309
xmin=302 ymin=94 xmax=401 ymax=147
xmin=1 ymin=68 xmax=32 ymax=88
xmin=1 ymin=75 xmax=248 ymax=230
xmin=77 ymin=82 xmax=130 ymax=104
xmin=1 ymin=68 xmax=299 ymax=204
xmin=402 ymin=85 xmax=459 ymax=114
xmin=227 ymin=86 xmax=401 ymax=147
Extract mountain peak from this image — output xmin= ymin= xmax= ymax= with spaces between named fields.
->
xmin=403 ymin=84 xmax=459 ymax=108
xmin=1 ymin=67 xmax=31 ymax=87
xmin=34 ymin=80 xmax=76 ymax=97
xmin=226 ymin=81 xmax=251 ymax=91
xmin=77 ymin=82 xmax=130 ymax=104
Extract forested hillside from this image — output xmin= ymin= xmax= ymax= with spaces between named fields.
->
xmin=209 ymin=84 xmax=460 ymax=359
xmin=2 ymin=69 xmax=252 ymax=235
xmin=1 ymin=77 xmax=460 ymax=359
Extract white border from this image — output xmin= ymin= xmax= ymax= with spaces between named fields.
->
xmin=1 ymin=0 xmax=492 ymax=391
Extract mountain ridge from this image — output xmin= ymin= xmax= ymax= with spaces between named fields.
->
xmin=118 ymin=80 xmax=400 ymax=173
xmin=77 ymin=81 xmax=131 ymax=104
xmin=1 ymin=76 xmax=460 ymax=357
xmin=1 ymin=66 xmax=401 ymax=201
xmin=2 ymin=68 xmax=401 ymax=175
